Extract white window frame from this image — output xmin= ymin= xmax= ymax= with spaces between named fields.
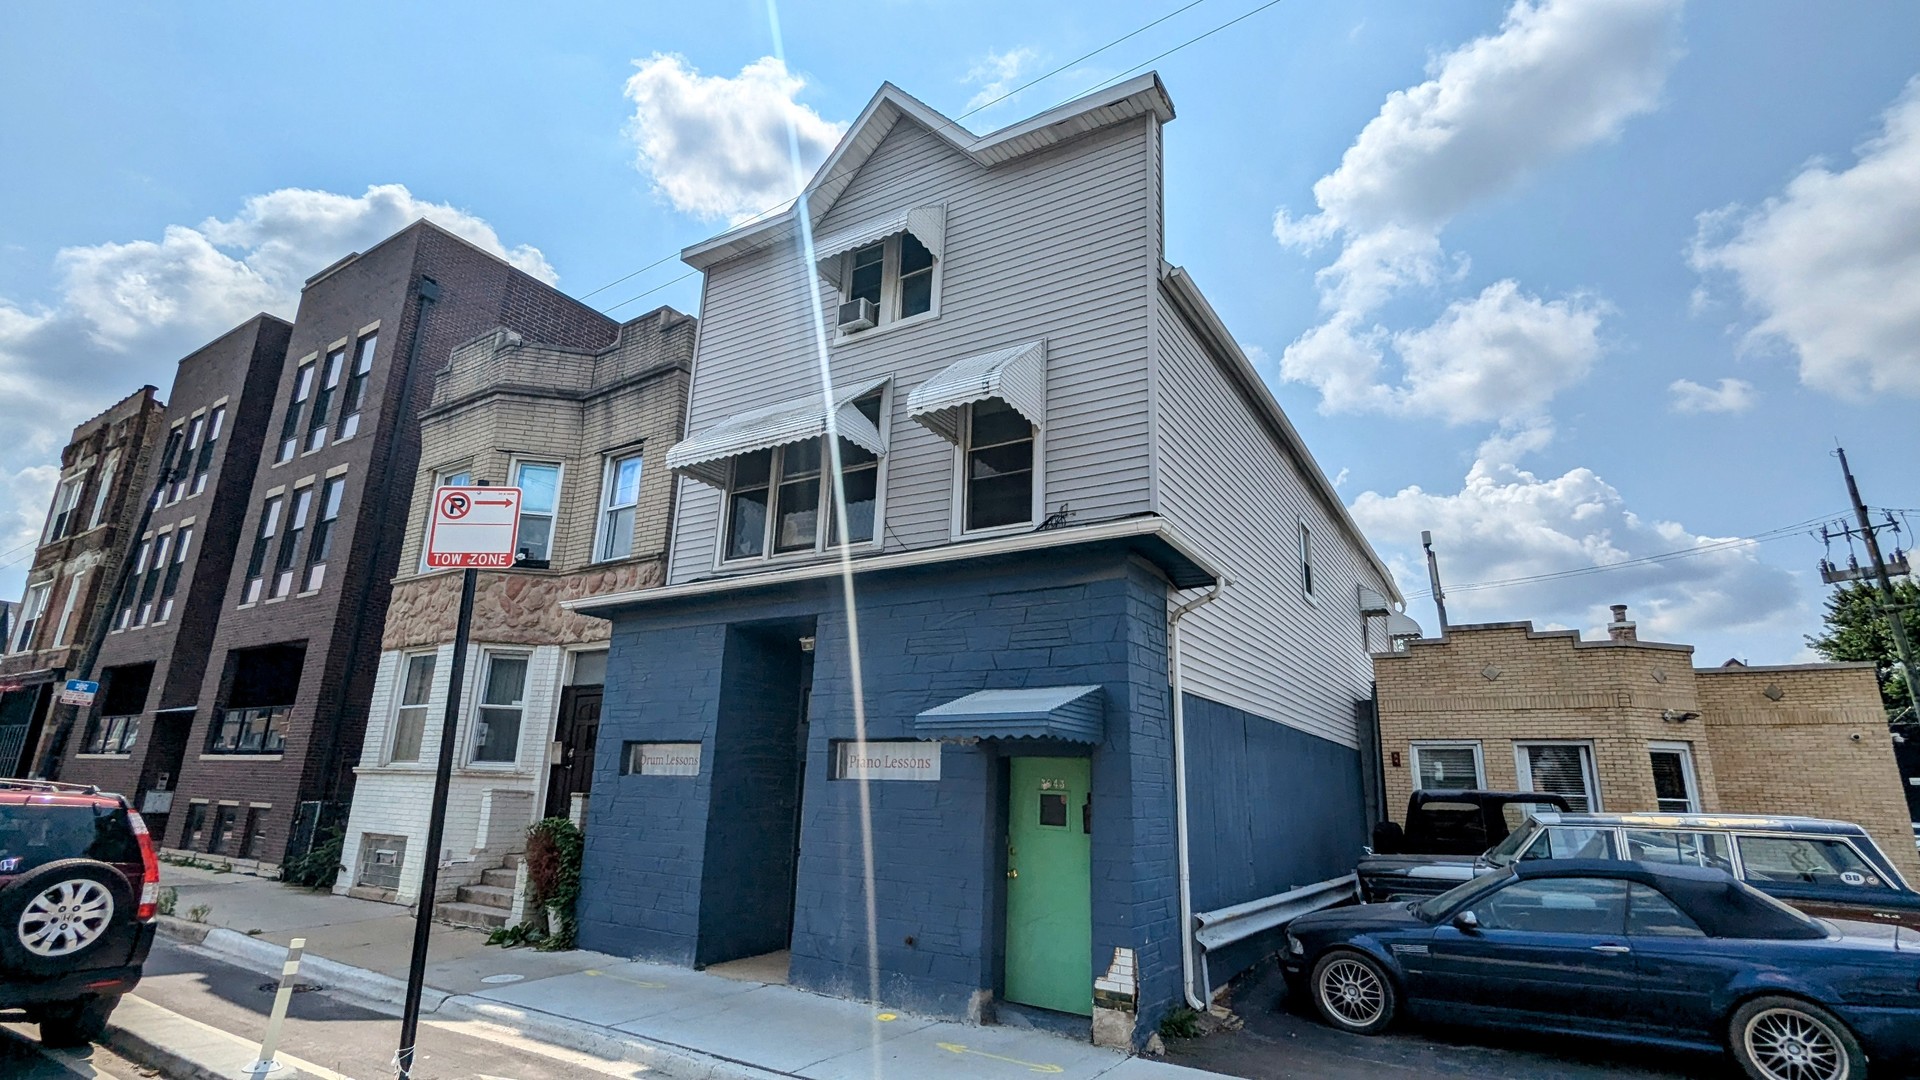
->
xmin=836 ymin=232 xmax=941 ymax=340
xmin=386 ymin=651 xmax=438 ymax=764
xmin=44 ymin=473 xmax=86 ymax=543
xmin=468 ymin=650 xmax=530 ymax=766
xmin=51 ymin=569 xmax=84 ymax=646
xmin=88 ymin=451 xmax=118 ymax=529
xmin=418 ymin=468 xmax=473 ymax=572
xmin=511 ymin=458 xmax=564 ymax=566
xmin=1410 ymin=740 xmax=1485 ymax=791
xmin=949 ymin=398 xmax=1043 ymax=540
xmin=13 ymin=581 xmax=51 ymax=653
xmin=1648 ymin=741 xmax=1701 ymax=814
xmin=1513 ymin=740 xmax=1603 ymax=812
xmin=594 ymin=453 xmax=644 ymax=563
xmin=714 ymin=392 xmax=892 ymax=567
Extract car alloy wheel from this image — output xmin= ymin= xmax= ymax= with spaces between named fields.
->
xmin=1317 ymin=956 xmax=1386 ymax=1028
xmin=18 ymin=879 xmax=116 ymax=958
xmin=1743 ymin=1006 xmax=1848 ymax=1080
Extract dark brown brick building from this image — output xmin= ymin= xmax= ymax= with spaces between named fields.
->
xmin=56 ymin=220 xmax=618 ymax=865
xmin=1 ymin=387 xmax=166 ymax=778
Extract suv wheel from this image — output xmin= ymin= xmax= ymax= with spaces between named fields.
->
xmin=37 ymin=993 xmax=121 ymax=1048
xmin=0 ymin=859 xmax=135 ymax=975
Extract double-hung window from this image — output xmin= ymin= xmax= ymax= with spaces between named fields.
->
xmin=1411 ymin=741 xmax=1484 ymax=790
xmin=158 ymin=526 xmax=191 ymax=622
xmin=337 ymin=334 xmax=377 ymax=440
xmin=304 ymin=476 xmax=345 ymax=592
xmin=117 ymin=539 xmax=151 ymax=629
xmin=13 ymin=582 xmax=50 ymax=652
xmin=962 ymin=398 xmax=1034 ymax=532
xmin=840 ymin=232 xmax=936 ymax=330
xmin=191 ymin=406 xmax=224 ymax=495
xmin=277 ymin=361 xmax=315 ymax=463
xmin=171 ymin=414 xmax=204 ymax=503
xmin=89 ymin=451 xmax=118 ymax=529
xmin=1514 ymin=741 xmax=1601 ymax=812
xmin=44 ymin=475 xmax=85 ymax=542
xmin=388 ymin=652 xmax=436 ymax=763
xmin=242 ymin=495 xmax=284 ymax=604
xmin=722 ymin=392 xmax=886 ymax=561
xmin=596 ymin=455 xmax=642 ymax=562
xmin=134 ymin=532 xmax=171 ymax=626
xmin=513 ymin=461 xmax=560 ymax=565
xmin=272 ymin=486 xmax=314 ymax=598
xmin=151 ymin=431 xmax=181 ymax=510
xmin=833 ymin=395 xmax=883 ymax=545
xmin=51 ymin=571 xmax=83 ymax=645
xmin=1648 ymin=743 xmax=1700 ymax=814
xmin=471 ymin=652 xmax=528 ymax=764
xmin=306 ymin=348 xmax=344 ymax=453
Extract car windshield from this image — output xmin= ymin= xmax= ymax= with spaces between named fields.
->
xmin=1412 ymin=874 xmax=1502 ymax=922
xmin=1483 ymin=818 xmax=1540 ymax=867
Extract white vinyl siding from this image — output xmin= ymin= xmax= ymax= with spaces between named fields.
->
xmin=668 ymin=116 xmax=1157 ymax=584
xmin=1152 ymin=297 xmax=1387 ymax=747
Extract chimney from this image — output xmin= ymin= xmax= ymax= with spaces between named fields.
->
xmin=1607 ymin=604 xmax=1637 ymax=642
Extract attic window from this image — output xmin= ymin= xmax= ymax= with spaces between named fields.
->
xmin=841 ymin=232 xmax=936 ymax=329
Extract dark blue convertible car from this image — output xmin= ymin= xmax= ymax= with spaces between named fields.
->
xmin=1284 ymin=860 xmax=1919 ymax=1080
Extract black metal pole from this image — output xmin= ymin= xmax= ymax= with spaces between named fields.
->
xmin=395 ymin=565 xmax=475 ymax=1079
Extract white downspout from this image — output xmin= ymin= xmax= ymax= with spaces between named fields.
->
xmin=1169 ymin=580 xmax=1225 ymax=1011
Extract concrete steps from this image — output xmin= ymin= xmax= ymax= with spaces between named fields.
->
xmin=436 ymin=853 xmax=521 ymax=930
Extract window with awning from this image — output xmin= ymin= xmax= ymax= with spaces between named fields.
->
xmin=815 ymin=205 xmax=945 ymax=331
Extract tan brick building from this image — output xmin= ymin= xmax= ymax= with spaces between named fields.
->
xmin=336 ymin=305 xmax=693 ymax=915
xmin=1373 ymin=605 xmax=1919 ymax=880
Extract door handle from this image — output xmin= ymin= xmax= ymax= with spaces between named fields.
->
xmin=1007 ymin=869 xmax=1018 ymax=879
xmin=1590 ymin=944 xmax=1631 ymax=955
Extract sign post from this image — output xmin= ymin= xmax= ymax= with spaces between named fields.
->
xmin=396 ymin=486 xmax=520 ymax=1080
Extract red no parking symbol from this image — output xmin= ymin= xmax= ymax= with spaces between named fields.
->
xmin=440 ymin=491 xmax=472 ymax=519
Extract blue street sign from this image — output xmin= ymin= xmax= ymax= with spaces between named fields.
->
xmin=64 ymin=680 xmax=98 ymax=695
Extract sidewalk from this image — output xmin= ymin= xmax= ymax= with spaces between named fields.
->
xmin=144 ymin=862 xmax=1217 ymax=1080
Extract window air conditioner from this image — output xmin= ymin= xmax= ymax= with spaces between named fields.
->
xmin=838 ymin=298 xmax=877 ymax=331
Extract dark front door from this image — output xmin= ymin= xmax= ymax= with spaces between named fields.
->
xmin=545 ymin=686 xmax=601 ymax=820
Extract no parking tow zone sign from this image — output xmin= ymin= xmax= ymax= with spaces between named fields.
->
xmin=423 ymin=486 xmax=523 ymax=569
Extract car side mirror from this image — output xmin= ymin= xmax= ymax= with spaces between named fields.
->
xmin=1452 ymin=910 xmax=1479 ymax=933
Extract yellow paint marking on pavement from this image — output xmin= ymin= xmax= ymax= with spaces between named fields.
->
xmin=877 ymin=1012 xmax=898 ymax=1021
xmin=126 ymin=992 xmax=356 ymax=1080
xmin=935 ymin=1041 xmax=1064 ymax=1074
xmin=582 ymin=969 xmax=669 ymax=989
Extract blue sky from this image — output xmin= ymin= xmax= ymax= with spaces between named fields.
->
xmin=2 ymin=0 xmax=1916 ymax=662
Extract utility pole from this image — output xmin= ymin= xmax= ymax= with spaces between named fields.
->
xmin=1831 ymin=447 xmax=1919 ymax=722
xmin=1422 ymin=530 xmax=1450 ymax=635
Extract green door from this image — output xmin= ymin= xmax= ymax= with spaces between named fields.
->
xmin=1004 ymin=757 xmax=1092 ymax=1015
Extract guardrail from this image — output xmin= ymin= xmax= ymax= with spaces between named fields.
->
xmin=1193 ymin=873 xmax=1360 ymax=952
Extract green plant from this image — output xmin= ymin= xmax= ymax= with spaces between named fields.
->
xmin=281 ymin=824 xmax=346 ymax=890
xmin=156 ymin=887 xmax=178 ymax=917
xmin=523 ymin=817 xmax=584 ymax=950
xmin=486 ymin=922 xmax=545 ymax=948
xmin=186 ymin=903 xmax=212 ymax=924
xmin=1159 ymin=1007 xmax=1203 ymax=1040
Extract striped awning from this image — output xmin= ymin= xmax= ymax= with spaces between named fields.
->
xmin=667 ymin=385 xmax=887 ymax=488
xmin=914 ymin=685 xmax=1105 ymax=743
xmin=813 ymin=204 xmax=946 ymax=285
xmin=905 ymin=340 xmax=1046 ymax=443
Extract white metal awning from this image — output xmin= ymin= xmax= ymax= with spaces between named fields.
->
xmin=666 ymin=383 xmax=887 ymax=488
xmin=812 ymin=204 xmax=946 ymax=285
xmin=906 ymin=340 xmax=1046 ymax=443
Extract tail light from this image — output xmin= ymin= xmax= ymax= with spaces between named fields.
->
xmin=129 ymin=809 xmax=160 ymax=921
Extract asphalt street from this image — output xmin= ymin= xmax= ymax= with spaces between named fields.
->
xmin=0 ymin=1023 xmax=146 ymax=1079
xmin=128 ymin=937 xmax=646 ymax=1079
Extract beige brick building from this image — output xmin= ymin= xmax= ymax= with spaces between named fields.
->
xmin=335 ymin=306 xmax=693 ymax=914
xmin=1373 ymin=605 xmax=1919 ymax=880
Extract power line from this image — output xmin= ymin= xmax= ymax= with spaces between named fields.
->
xmin=1401 ymin=514 xmax=1840 ymax=601
xmin=1069 ymin=0 xmax=1288 ymax=101
xmin=581 ymin=0 xmax=1234 ymax=310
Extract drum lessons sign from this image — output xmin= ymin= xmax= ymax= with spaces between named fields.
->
xmin=832 ymin=740 xmax=941 ymax=781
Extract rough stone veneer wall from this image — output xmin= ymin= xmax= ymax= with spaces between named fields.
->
xmin=380 ymin=559 xmax=657 ymax=650
xmin=1374 ymin=623 xmax=1711 ymax=819
xmin=1698 ymin=665 xmax=1920 ymax=880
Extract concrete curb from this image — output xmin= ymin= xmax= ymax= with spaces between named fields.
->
xmin=104 ymin=994 xmax=337 ymax=1080
xmin=158 ymin=921 xmax=449 ymax=1015
xmin=442 ymin=995 xmax=793 ymax=1080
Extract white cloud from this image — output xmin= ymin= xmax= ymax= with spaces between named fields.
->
xmin=963 ymin=47 xmax=1041 ymax=113
xmin=1668 ymin=376 xmax=1757 ymax=414
xmin=1349 ymin=425 xmax=1802 ymax=653
xmin=1274 ymin=0 xmax=1683 ymax=422
xmin=623 ymin=54 xmax=847 ymax=223
xmin=1689 ymin=77 xmax=1920 ymax=398
xmin=0 ymin=185 xmax=550 ymax=599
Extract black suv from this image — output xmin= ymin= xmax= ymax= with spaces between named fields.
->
xmin=0 ymin=779 xmax=160 ymax=1046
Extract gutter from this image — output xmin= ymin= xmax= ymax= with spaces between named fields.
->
xmin=1168 ymin=579 xmax=1225 ymax=1011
